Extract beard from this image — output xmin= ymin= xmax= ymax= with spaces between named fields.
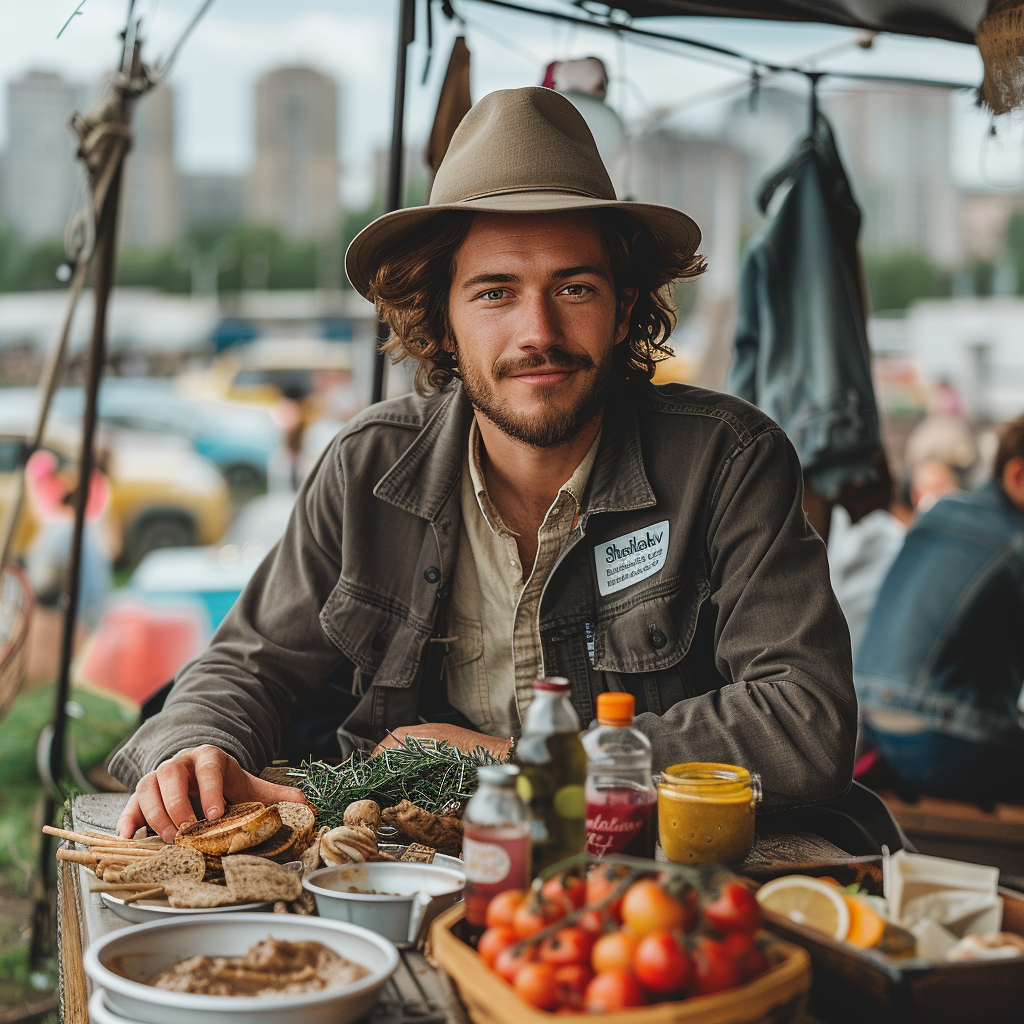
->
xmin=455 ymin=333 xmax=613 ymax=449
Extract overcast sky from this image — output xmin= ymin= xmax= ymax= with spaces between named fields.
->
xmin=0 ymin=0 xmax=1019 ymax=208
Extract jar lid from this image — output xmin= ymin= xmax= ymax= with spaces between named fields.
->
xmin=533 ymin=676 xmax=570 ymax=692
xmin=596 ymin=691 xmax=635 ymax=725
xmin=477 ymin=764 xmax=520 ymax=786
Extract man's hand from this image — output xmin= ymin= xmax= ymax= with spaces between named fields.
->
xmin=117 ymin=745 xmax=308 ymax=843
xmin=373 ymin=724 xmax=511 ymax=762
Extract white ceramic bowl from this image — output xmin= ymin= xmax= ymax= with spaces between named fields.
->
xmin=303 ymin=862 xmax=464 ymax=947
xmin=90 ymin=987 xmax=139 ymax=1023
xmin=83 ymin=912 xmax=399 ymax=1024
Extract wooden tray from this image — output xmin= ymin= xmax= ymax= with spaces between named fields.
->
xmin=756 ymin=864 xmax=1024 ymax=1024
xmin=428 ymin=903 xmax=811 ymax=1024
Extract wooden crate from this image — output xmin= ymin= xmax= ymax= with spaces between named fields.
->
xmin=758 ymin=865 xmax=1024 ymax=1024
xmin=429 ymin=903 xmax=811 ymax=1024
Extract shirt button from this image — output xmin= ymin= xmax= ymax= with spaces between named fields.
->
xmin=423 ymin=566 xmax=441 ymax=584
xmin=510 ymin=560 xmax=518 ymax=569
xmin=371 ymin=633 xmax=387 ymax=653
xmin=649 ymin=625 xmax=667 ymax=649
xmin=550 ymin=507 xmax=561 ymax=516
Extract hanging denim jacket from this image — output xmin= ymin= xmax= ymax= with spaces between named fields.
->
xmin=728 ymin=112 xmax=889 ymax=511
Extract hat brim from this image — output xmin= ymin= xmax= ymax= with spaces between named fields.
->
xmin=344 ymin=192 xmax=702 ymax=298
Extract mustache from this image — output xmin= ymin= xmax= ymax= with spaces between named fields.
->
xmin=492 ymin=349 xmax=596 ymax=380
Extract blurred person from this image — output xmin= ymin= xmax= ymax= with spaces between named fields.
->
xmin=910 ymin=457 xmax=961 ymax=514
xmin=110 ymin=88 xmax=858 ymax=844
xmin=855 ymin=413 xmax=1024 ymax=803
xmin=24 ymin=448 xmax=113 ymax=630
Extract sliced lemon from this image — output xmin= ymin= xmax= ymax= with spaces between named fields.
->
xmin=756 ymin=875 xmax=851 ymax=940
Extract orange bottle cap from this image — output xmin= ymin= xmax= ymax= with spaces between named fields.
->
xmin=596 ymin=691 xmax=635 ymax=725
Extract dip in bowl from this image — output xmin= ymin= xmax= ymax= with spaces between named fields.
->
xmin=83 ymin=913 xmax=398 ymax=1024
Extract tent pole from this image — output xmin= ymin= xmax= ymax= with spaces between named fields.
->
xmin=372 ymin=0 xmax=416 ymax=405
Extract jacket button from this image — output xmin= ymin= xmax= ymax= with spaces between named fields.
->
xmin=424 ymin=566 xmax=441 ymax=584
xmin=649 ymin=625 xmax=667 ymax=649
xmin=371 ymin=633 xmax=387 ymax=653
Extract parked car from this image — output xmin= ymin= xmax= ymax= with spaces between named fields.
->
xmin=44 ymin=380 xmax=280 ymax=497
xmin=0 ymin=416 xmax=231 ymax=566
xmin=128 ymin=491 xmax=294 ymax=630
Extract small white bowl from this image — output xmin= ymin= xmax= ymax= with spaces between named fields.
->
xmin=303 ymin=862 xmax=464 ymax=947
xmin=83 ymin=912 xmax=399 ymax=1024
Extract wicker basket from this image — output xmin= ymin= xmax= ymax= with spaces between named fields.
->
xmin=429 ymin=903 xmax=811 ymax=1024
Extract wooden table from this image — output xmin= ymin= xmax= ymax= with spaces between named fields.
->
xmin=60 ymin=793 xmax=830 ymax=1024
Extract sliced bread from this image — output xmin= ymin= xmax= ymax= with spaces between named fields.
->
xmin=222 ymin=854 xmax=302 ymax=902
xmin=121 ymin=845 xmax=205 ymax=885
xmin=175 ymin=801 xmax=281 ymax=856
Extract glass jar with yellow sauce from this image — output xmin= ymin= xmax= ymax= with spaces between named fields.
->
xmin=657 ymin=763 xmax=762 ymax=865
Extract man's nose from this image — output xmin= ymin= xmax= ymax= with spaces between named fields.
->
xmin=514 ymin=290 xmax=562 ymax=353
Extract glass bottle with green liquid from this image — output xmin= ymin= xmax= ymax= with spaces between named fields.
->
xmin=514 ymin=676 xmax=587 ymax=872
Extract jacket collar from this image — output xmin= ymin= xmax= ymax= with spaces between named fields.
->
xmin=372 ymin=380 xmax=656 ymax=522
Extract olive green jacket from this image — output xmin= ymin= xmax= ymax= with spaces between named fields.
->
xmin=111 ymin=380 xmax=857 ymax=810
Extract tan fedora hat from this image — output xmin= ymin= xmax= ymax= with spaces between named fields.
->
xmin=345 ymin=86 xmax=701 ymax=298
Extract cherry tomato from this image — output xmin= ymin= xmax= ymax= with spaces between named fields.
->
xmin=578 ymin=910 xmax=607 ymax=935
xmin=724 ymin=931 xmax=770 ymax=982
xmin=514 ymin=962 xmax=559 ymax=1010
xmin=586 ymin=862 xmax=631 ymax=920
xmin=479 ymin=926 xmax=518 ymax=968
xmin=554 ymin=963 xmax=594 ymax=996
xmin=633 ymin=930 xmax=693 ymax=995
xmin=542 ymin=872 xmax=587 ymax=911
xmin=584 ymin=969 xmax=647 ymax=1013
xmin=591 ymin=930 xmax=640 ymax=973
xmin=540 ymin=926 xmax=595 ymax=966
xmin=690 ymin=936 xmax=741 ymax=997
xmin=486 ymin=889 xmax=528 ymax=929
xmin=704 ymin=882 xmax=763 ymax=934
xmin=620 ymin=879 xmax=689 ymax=937
xmin=495 ymin=942 xmax=536 ymax=983
xmin=513 ymin=897 xmax=566 ymax=939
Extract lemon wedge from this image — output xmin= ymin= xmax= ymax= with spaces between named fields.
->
xmin=756 ymin=875 xmax=851 ymax=940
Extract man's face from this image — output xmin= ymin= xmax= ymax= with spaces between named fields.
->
xmin=447 ymin=211 xmax=633 ymax=448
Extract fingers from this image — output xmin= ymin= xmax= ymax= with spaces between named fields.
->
xmin=192 ymin=745 xmax=228 ymax=821
xmin=135 ymin=771 xmax=180 ymax=844
xmin=218 ymin=752 xmax=308 ymax=807
xmin=251 ymin=778 xmax=309 ymax=806
xmin=117 ymin=792 xmax=145 ymax=840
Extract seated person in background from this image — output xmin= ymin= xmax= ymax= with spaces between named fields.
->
xmin=855 ymin=414 xmax=1024 ymax=803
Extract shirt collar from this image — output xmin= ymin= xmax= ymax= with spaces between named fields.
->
xmin=466 ymin=417 xmax=602 ymax=536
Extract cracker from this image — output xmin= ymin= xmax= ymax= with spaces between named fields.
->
xmin=163 ymin=878 xmax=239 ymax=908
xmin=400 ymin=843 xmax=436 ymax=864
xmin=120 ymin=845 xmax=205 ymax=885
xmin=222 ymin=854 xmax=303 ymax=902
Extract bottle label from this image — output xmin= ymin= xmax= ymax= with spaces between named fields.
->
xmin=462 ymin=836 xmax=512 ymax=883
xmin=585 ymin=801 xmax=654 ymax=857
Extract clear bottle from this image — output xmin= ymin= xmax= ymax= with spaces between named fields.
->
xmin=582 ymin=692 xmax=657 ymax=859
xmin=514 ymin=676 xmax=587 ymax=872
xmin=462 ymin=764 xmax=531 ymax=934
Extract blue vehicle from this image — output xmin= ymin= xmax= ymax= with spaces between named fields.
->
xmin=47 ymin=380 xmax=280 ymax=496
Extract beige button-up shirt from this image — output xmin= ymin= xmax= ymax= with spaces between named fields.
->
xmin=445 ymin=420 xmax=601 ymax=739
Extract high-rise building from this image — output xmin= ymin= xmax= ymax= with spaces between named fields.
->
xmin=823 ymin=84 xmax=961 ymax=266
xmin=246 ymin=67 xmax=340 ymax=239
xmin=1 ymin=71 xmax=86 ymax=244
xmin=120 ymin=83 xmax=178 ymax=248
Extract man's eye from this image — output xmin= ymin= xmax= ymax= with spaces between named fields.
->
xmin=482 ymin=289 xmax=507 ymax=301
xmin=562 ymin=284 xmax=589 ymax=296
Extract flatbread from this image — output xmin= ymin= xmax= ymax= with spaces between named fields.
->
xmin=222 ymin=854 xmax=303 ymax=902
xmin=120 ymin=845 xmax=205 ymax=885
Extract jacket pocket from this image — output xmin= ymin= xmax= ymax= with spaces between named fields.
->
xmin=443 ymin=614 xmax=490 ymax=730
xmin=592 ymin=573 xmax=709 ymax=675
xmin=319 ymin=580 xmax=428 ymax=688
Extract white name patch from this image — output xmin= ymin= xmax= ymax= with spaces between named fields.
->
xmin=594 ymin=521 xmax=669 ymax=597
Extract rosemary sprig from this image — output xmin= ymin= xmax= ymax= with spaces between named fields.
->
xmin=293 ymin=735 xmax=502 ymax=828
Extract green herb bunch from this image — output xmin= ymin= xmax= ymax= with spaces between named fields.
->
xmin=294 ymin=735 xmax=502 ymax=828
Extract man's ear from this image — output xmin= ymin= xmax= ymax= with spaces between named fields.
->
xmin=614 ymin=288 xmax=640 ymax=345
xmin=1002 ymin=456 xmax=1024 ymax=510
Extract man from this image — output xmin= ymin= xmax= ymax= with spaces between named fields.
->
xmin=113 ymin=88 xmax=855 ymax=843
xmin=857 ymin=414 xmax=1024 ymax=802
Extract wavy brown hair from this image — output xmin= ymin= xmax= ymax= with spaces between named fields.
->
xmin=367 ymin=208 xmax=705 ymax=395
